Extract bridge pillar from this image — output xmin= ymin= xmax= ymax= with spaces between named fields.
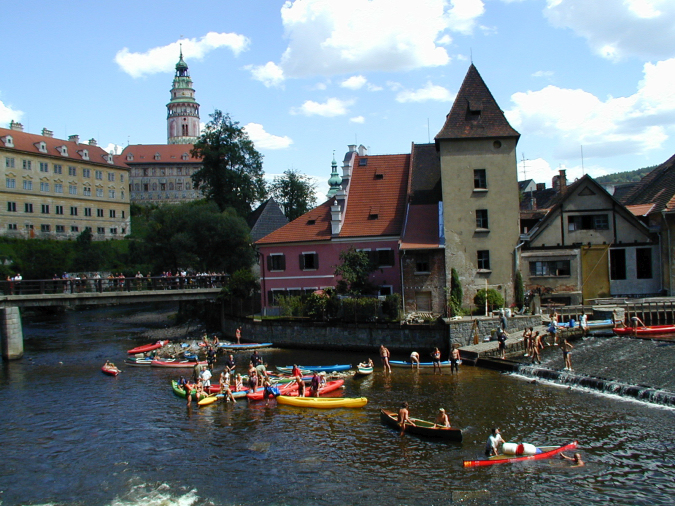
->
xmin=1 ymin=306 xmax=23 ymax=360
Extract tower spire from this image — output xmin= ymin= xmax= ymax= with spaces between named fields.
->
xmin=327 ymin=150 xmax=342 ymax=198
xmin=167 ymin=49 xmax=200 ymax=144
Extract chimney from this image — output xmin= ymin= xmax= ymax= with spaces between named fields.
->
xmin=9 ymin=120 xmax=23 ymax=131
xmin=558 ymin=169 xmax=567 ymax=190
xmin=357 ymin=144 xmax=368 ymax=156
xmin=68 ymin=135 xmax=79 ymax=144
xmin=348 ymin=144 xmax=357 ymax=153
xmin=536 ymin=182 xmax=546 ymax=191
xmin=88 ymin=138 xmax=98 ymax=146
xmin=42 ymin=128 xmax=53 ymax=138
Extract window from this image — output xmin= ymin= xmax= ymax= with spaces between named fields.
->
xmin=160 ymin=183 xmax=166 ymax=191
xmin=23 ymin=180 xmax=32 ymax=190
xmin=68 ymin=166 xmax=77 ymax=176
xmin=7 ymin=202 xmax=16 ymax=212
xmin=108 ymin=190 xmax=115 ymax=199
xmin=476 ymin=209 xmax=489 ymax=229
xmin=374 ymin=249 xmax=394 ymax=267
xmin=71 ymin=226 xmax=79 ymax=232
xmin=41 ymin=224 xmax=51 ymax=233
xmin=529 ymin=260 xmax=571 ymax=277
xmin=120 ymin=174 xmax=124 ymax=183
xmin=97 ymin=227 xmax=105 ymax=235
xmin=82 ymin=168 xmax=91 ymax=178
xmin=84 ymin=208 xmax=92 ymax=217
xmin=474 ymin=169 xmax=487 ymax=189
xmin=39 ymin=162 xmax=49 ymax=172
xmin=41 ymin=204 xmax=50 ymax=214
xmin=636 ymin=248 xmax=652 ymax=279
xmin=5 ymin=157 xmax=15 ymax=168
xmin=267 ymin=254 xmax=286 ymax=271
xmin=415 ymin=254 xmax=430 ymax=273
xmin=168 ymin=182 xmax=174 ymax=191
xmin=24 ymin=203 xmax=33 ymax=213
xmin=70 ymin=207 xmax=78 ymax=216
xmin=40 ymin=182 xmax=49 ymax=192
xmin=56 ymin=225 xmax=65 ymax=233
xmin=300 ymin=252 xmax=319 ymax=270
xmin=7 ymin=224 xmax=17 ymax=230
xmin=110 ymin=228 xmax=118 ymax=235
xmin=23 ymin=160 xmax=32 ymax=170
xmin=121 ymin=210 xmax=125 ymax=218
xmin=96 ymin=188 xmax=103 ymax=197
xmin=108 ymin=172 xmax=115 ymax=182
xmin=176 ymin=182 xmax=183 ymax=191
xmin=69 ymin=185 xmax=77 ymax=195
xmin=143 ymin=183 xmax=149 ymax=192
xmin=97 ymin=209 xmax=104 ymax=217
xmin=568 ymin=214 xmax=609 ymax=231
xmin=109 ymin=209 xmax=116 ymax=218
xmin=55 ymin=205 xmax=63 ymax=215
xmin=6 ymin=178 xmax=16 ymax=189
xmin=95 ymin=170 xmax=103 ymax=180
xmin=83 ymin=187 xmax=91 ymax=196
xmin=610 ymin=249 xmax=626 ymax=280
xmin=25 ymin=224 xmax=34 ymax=231
xmin=54 ymin=184 xmax=63 ymax=193
xmin=53 ymin=164 xmax=62 ymax=174
xmin=477 ymin=250 xmax=491 ymax=270
xmin=267 ymin=289 xmax=285 ymax=305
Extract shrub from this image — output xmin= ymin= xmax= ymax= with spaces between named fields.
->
xmin=382 ymin=293 xmax=402 ymax=321
xmin=473 ymin=289 xmax=504 ymax=315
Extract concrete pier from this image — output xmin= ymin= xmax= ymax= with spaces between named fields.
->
xmin=1 ymin=306 xmax=24 ymax=360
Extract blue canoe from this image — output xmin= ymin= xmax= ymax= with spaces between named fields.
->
xmin=218 ymin=342 xmax=274 ymax=351
xmin=390 ymin=360 xmax=453 ymax=368
xmin=276 ymin=364 xmax=352 ymax=374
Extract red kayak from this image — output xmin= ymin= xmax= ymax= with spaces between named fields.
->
xmin=463 ymin=441 xmax=578 ymax=467
xmin=102 ymin=363 xmax=121 ymax=376
xmin=613 ymin=325 xmax=675 ymax=337
xmin=127 ymin=340 xmax=168 ymax=354
xmin=151 ymin=359 xmax=207 ymax=368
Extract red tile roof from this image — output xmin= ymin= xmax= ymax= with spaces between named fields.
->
xmin=254 ymin=200 xmax=333 ymax=244
xmin=621 ymin=153 xmax=675 ymax=214
xmin=119 ymin=144 xmax=201 ymax=164
xmin=435 ymin=64 xmax=520 ymax=141
xmin=0 ymin=127 xmax=126 ymax=168
xmin=400 ymin=204 xmax=440 ymax=249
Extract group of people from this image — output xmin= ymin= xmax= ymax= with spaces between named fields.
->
xmin=381 ymin=345 xmax=461 ymax=374
xmin=397 ymin=402 xmax=452 ymax=437
xmin=523 ymin=323 xmax=574 ymax=370
xmin=484 ymin=427 xmax=584 ymax=466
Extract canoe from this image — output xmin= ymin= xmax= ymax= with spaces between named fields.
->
xmin=354 ymin=364 xmax=374 ymax=377
xmin=247 ymin=378 xmax=345 ymax=400
xmin=276 ymin=364 xmax=352 ymax=374
xmin=556 ymin=319 xmax=613 ymax=329
xmin=171 ymin=380 xmax=252 ymax=400
xmin=463 ymin=441 xmax=578 ymax=467
xmin=102 ymin=364 xmax=120 ymax=376
xmin=277 ymin=396 xmax=368 ymax=408
xmin=380 ymin=409 xmax=463 ymax=442
xmin=151 ymin=359 xmax=207 ymax=368
xmin=124 ymin=357 xmax=152 ymax=366
xmin=218 ymin=342 xmax=274 ymax=351
xmin=127 ymin=340 xmax=167 ymax=354
xmin=389 ymin=360 xmax=453 ymax=368
xmin=612 ymin=325 xmax=675 ymax=337
xmin=246 ymin=380 xmax=298 ymax=400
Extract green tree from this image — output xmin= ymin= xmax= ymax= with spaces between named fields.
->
xmin=191 ymin=110 xmax=267 ymax=216
xmin=450 ymin=268 xmax=463 ymax=315
xmin=473 ymin=289 xmax=504 ymax=315
xmin=269 ymin=169 xmax=317 ymax=221
xmin=334 ymin=247 xmax=376 ymax=295
xmin=514 ymin=271 xmax=524 ymax=309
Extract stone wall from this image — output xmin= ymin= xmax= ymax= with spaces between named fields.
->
xmin=1 ymin=306 xmax=23 ymax=360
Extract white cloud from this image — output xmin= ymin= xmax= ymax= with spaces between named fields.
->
xmin=243 ymin=123 xmax=293 ymax=150
xmin=115 ymin=32 xmax=250 ymax=78
xmin=341 ymin=75 xmax=367 ymax=90
xmin=519 ymin=158 xmax=613 ymax=186
xmin=532 ymin=70 xmax=554 ymax=78
xmin=290 ymin=97 xmax=355 ymax=117
xmin=0 ymin=98 xmax=23 ymax=125
xmin=249 ymin=0 xmax=485 ymax=84
xmin=544 ymin=0 xmax=675 ymax=61
xmin=506 ymin=57 xmax=675 ymax=160
xmin=395 ymin=82 xmax=454 ymax=103
xmin=350 ymin=116 xmax=365 ymax=123
xmin=247 ymin=62 xmax=285 ymax=88
xmin=104 ymin=143 xmax=125 ymax=155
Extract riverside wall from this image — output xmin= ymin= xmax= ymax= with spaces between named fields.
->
xmin=221 ymin=313 xmax=542 ymax=354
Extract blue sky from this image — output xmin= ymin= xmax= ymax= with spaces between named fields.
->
xmin=2 ymin=0 xmax=675 ymax=203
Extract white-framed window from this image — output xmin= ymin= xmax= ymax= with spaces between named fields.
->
xmin=82 ymin=168 xmax=91 ymax=178
xmin=97 ymin=208 xmax=104 ymax=217
xmin=95 ymin=170 xmax=103 ymax=180
xmin=375 ymin=248 xmax=394 ymax=267
xmin=84 ymin=208 xmax=92 ymax=217
xmin=108 ymin=172 xmax=115 ymax=182
xmin=108 ymin=189 xmax=115 ymax=199
xmin=109 ymin=209 xmax=116 ymax=218
xmin=23 ymin=160 xmax=32 ymax=170
xmin=6 ymin=178 xmax=16 ymax=188
xmin=53 ymin=164 xmax=62 ymax=174
xmin=69 ymin=185 xmax=77 ymax=195
xmin=477 ymin=250 xmax=491 ymax=270
xmin=267 ymin=253 xmax=286 ymax=271
xmin=23 ymin=180 xmax=32 ymax=190
xmin=7 ymin=202 xmax=16 ymax=212
xmin=39 ymin=162 xmax=49 ymax=172
xmin=83 ymin=186 xmax=91 ymax=196
xmin=300 ymin=252 xmax=319 ymax=270
xmin=56 ymin=225 xmax=65 ymax=233
xmin=55 ymin=205 xmax=63 ymax=215
xmin=68 ymin=166 xmax=77 ymax=176
xmin=70 ymin=206 xmax=77 ymax=216
xmin=40 ymin=182 xmax=49 ymax=192
xmin=41 ymin=204 xmax=50 ymax=214
xmin=24 ymin=203 xmax=33 ymax=213
xmin=54 ymin=183 xmax=63 ymax=193
xmin=5 ymin=157 xmax=15 ymax=168
xmin=97 ymin=227 xmax=105 ymax=235
xmin=96 ymin=188 xmax=103 ymax=197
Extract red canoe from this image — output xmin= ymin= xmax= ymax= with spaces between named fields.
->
xmin=102 ymin=364 xmax=121 ymax=376
xmin=463 ymin=441 xmax=578 ymax=467
xmin=613 ymin=325 xmax=675 ymax=337
xmin=246 ymin=379 xmax=345 ymax=401
xmin=127 ymin=340 xmax=168 ymax=354
xmin=150 ymin=359 xmax=207 ymax=368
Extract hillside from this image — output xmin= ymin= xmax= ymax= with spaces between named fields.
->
xmin=595 ymin=165 xmax=658 ymax=184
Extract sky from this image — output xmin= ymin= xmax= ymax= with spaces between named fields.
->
xmin=2 ymin=0 xmax=675 ymax=203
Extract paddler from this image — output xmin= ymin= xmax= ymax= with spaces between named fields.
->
xmin=435 ymin=408 xmax=451 ymax=428
xmin=485 ymin=427 xmax=505 ymax=456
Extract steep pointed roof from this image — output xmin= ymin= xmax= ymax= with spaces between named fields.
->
xmin=435 ymin=64 xmax=520 ymax=141
xmin=621 ymin=153 xmax=675 ymax=214
xmin=247 ymin=198 xmax=289 ymax=243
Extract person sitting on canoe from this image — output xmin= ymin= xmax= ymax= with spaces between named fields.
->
xmin=485 ymin=427 xmax=505 ymax=456
xmin=222 ymin=382 xmax=236 ymax=403
xmin=219 ymin=371 xmax=230 ymax=392
xmin=560 ymin=452 xmax=585 ymax=467
xmin=398 ymin=402 xmax=415 ymax=436
xmin=410 ymin=351 xmax=420 ymax=369
xmin=234 ymin=374 xmax=244 ymax=392
xmin=435 ymin=408 xmax=451 ymax=428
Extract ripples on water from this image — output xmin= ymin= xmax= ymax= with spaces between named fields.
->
xmin=0 ymin=304 xmax=674 ymax=506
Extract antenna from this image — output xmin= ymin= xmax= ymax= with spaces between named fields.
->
xmin=581 ymin=145 xmax=585 ymax=176
xmin=470 ymin=48 xmax=473 ymax=64
xmin=520 ymin=153 xmax=529 ymax=180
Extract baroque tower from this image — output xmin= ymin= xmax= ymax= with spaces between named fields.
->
xmin=167 ymin=48 xmax=200 ymax=144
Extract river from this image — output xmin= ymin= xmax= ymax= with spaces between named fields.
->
xmin=0 ymin=303 xmax=673 ymax=506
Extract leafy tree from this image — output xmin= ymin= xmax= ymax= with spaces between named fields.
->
xmin=450 ymin=268 xmax=463 ymax=315
xmin=594 ymin=165 xmax=657 ymax=184
xmin=514 ymin=271 xmax=524 ymax=309
xmin=221 ymin=268 xmax=259 ymax=299
xmin=473 ymin=288 xmax=504 ymax=315
xmin=269 ymin=169 xmax=317 ymax=221
xmin=334 ymin=247 xmax=376 ymax=295
xmin=191 ymin=110 xmax=267 ymax=216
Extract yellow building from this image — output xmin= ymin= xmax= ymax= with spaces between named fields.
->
xmin=0 ymin=122 xmax=130 ymax=240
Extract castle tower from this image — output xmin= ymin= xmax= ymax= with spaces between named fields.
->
xmin=167 ymin=48 xmax=200 ymax=144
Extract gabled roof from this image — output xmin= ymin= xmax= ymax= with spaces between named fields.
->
xmin=435 ymin=64 xmax=520 ymax=141
xmin=254 ymin=200 xmax=333 ymax=245
xmin=519 ymin=187 xmax=558 ymax=212
xmin=0 ymin=127 xmax=125 ymax=168
xmin=119 ymin=144 xmax=201 ymax=164
xmin=247 ymin=198 xmax=288 ymax=243
xmin=621 ymin=154 xmax=675 ymax=213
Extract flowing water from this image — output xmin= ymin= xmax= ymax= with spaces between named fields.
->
xmin=0 ymin=304 xmax=674 ymax=506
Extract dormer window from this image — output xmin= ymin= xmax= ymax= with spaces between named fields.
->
xmin=369 ymin=206 xmax=379 ymax=220
xmin=154 ymin=152 xmax=161 ymax=160
xmin=307 ymin=218 xmax=316 ymax=225
xmin=106 ymin=154 xmax=113 ymax=164
xmin=58 ymin=145 xmax=68 ymax=156
xmin=126 ymin=153 xmax=134 ymax=161
xmin=181 ymin=153 xmax=189 ymax=160
xmin=4 ymin=135 xmax=14 ymax=147
xmin=80 ymin=149 xmax=89 ymax=160
xmin=466 ymin=100 xmax=483 ymax=121
xmin=358 ymin=158 xmax=368 ymax=166
xmin=374 ymin=171 xmax=384 ymax=180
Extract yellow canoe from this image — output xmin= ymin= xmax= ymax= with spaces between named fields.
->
xmin=276 ymin=395 xmax=368 ymax=409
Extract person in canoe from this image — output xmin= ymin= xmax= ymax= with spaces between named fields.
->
xmin=398 ymin=402 xmax=415 ymax=436
xmin=485 ymin=427 xmax=505 ymax=456
xmin=380 ymin=345 xmax=391 ymax=374
xmin=560 ymin=452 xmax=585 ymax=467
xmin=262 ymin=377 xmax=279 ymax=406
xmin=182 ymin=378 xmax=194 ymax=406
xmin=435 ymin=408 xmax=451 ymax=428
xmin=104 ymin=360 xmax=119 ymax=372
xmin=219 ymin=370 xmax=230 ymax=392
xmin=431 ymin=347 xmax=442 ymax=374
xmin=222 ymin=382 xmax=236 ymax=403
xmin=247 ymin=364 xmax=259 ymax=396
xmin=410 ymin=351 xmax=420 ymax=369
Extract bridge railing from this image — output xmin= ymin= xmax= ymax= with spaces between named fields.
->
xmin=0 ymin=275 xmax=227 ymax=296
